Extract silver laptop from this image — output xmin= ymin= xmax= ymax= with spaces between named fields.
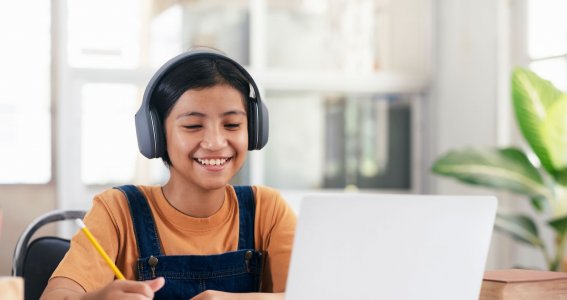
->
xmin=285 ymin=194 xmax=497 ymax=300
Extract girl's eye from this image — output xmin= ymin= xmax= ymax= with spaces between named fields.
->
xmin=225 ymin=123 xmax=240 ymax=129
xmin=183 ymin=125 xmax=202 ymax=129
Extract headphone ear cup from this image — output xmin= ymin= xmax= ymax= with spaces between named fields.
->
xmin=149 ymin=107 xmax=165 ymax=158
xmin=247 ymin=97 xmax=269 ymax=150
xmin=247 ymin=97 xmax=257 ymax=150
xmin=258 ymin=101 xmax=269 ymax=149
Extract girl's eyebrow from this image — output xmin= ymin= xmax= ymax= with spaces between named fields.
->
xmin=176 ymin=111 xmax=205 ymax=120
xmin=222 ymin=110 xmax=247 ymax=117
xmin=176 ymin=110 xmax=246 ymax=120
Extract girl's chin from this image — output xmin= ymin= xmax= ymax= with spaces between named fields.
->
xmin=192 ymin=169 xmax=234 ymax=187
xmin=195 ymin=179 xmax=231 ymax=190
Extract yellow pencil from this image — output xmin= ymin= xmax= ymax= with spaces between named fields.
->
xmin=75 ymin=219 xmax=125 ymax=280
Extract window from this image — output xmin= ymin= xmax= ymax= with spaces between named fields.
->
xmin=526 ymin=0 xmax=567 ymax=89
xmin=67 ymin=0 xmax=142 ymax=69
xmin=263 ymin=91 xmax=411 ymax=190
xmin=80 ymin=83 xmax=139 ymax=184
xmin=0 ymin=1 xmax=51 ymax=183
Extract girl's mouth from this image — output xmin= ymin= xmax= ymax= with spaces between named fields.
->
xmin=194 ymin=157 xmax=232 ymax=167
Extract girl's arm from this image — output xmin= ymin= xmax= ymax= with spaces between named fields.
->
xmin=40 ymin=277 xmax=164 ymax=300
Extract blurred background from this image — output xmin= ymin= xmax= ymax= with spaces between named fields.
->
xmin=0 ymin=0 xmax=566 ymax=275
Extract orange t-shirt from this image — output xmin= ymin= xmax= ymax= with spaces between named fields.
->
xmin=51 ymin=185 xmax=296 ymax=293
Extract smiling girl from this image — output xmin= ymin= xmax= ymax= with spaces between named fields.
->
xmin=41 ymin=48 xmax=296 ymax=300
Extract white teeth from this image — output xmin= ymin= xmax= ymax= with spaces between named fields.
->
xmin=196 ymin=158 xmax=228 ymax=166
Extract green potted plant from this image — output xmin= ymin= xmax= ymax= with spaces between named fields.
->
xmin=432 ymin=67 xmax=567 ymax=271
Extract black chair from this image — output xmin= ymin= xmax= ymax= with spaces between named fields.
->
xmin=12 ymin=210 xmax=86 ymax=300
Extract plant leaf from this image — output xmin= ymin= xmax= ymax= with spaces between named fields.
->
xmin=555 ymin=169 xmax=567 ymax=185
xmin=432 ymin=147 xmax=549 ymax=198
xmin=530 ymin=196 xmax=546 ymax=213
xmin=548 ymin=215 xmax=567 ymax=236
xmin=495 ymin=213 xmax=545 ymax=248
xmin=512 ymin=67 xmax=567 ymax=185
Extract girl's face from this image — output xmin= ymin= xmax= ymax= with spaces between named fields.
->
xmin=164 ymin=84 xmax=248 ymax=191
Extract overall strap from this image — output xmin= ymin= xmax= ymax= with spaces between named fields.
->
xmin=233 ymin=185 xmax=256 ymax=250
xmin=114 ymin=185 xmax=163 ymax=257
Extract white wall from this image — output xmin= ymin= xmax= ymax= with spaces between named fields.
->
xmin=430 ymin=0 xmax=499 ymax=162
xmin=428 ymin=0 xmax=544 ymax=270
xmin=429 ymin=0 xmax=508 ymax=270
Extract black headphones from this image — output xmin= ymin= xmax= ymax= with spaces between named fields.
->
xmin=135 ymin=47 xmax=269 ymax=159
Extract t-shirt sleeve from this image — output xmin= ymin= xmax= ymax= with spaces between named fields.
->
xmin=50 ymin=192 xmax=121 ymax=292
xmin=254 ymin=186 xmax=297 ymax=293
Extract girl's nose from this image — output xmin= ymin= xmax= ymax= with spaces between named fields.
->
xmin=200 ymin=127 xmax=228 ymax=150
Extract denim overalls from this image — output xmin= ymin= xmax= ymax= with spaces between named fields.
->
xmin=115 ymin=185 xmax=263 ymax=299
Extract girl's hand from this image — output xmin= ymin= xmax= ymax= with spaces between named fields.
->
xmin=191 ymin=290 xmax=232 ymax=300
xmin=82 ymin=277 xmax=165 ymax=300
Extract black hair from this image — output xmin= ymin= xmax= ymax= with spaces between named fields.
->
xmin=151 ymin=57 xmax=251 ymax=166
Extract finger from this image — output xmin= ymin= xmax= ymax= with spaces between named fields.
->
xmin=146 ymin=277 xmax=165 ymax=292
xmin=191 ymin=290 xmax=222 ymax=300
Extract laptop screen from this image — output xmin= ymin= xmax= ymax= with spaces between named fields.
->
xmin=285 ymin=194 xmax=497 ymax=300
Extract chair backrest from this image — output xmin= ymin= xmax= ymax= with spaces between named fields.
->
xmin=12 ymin=210 xmax=86 ymax=300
